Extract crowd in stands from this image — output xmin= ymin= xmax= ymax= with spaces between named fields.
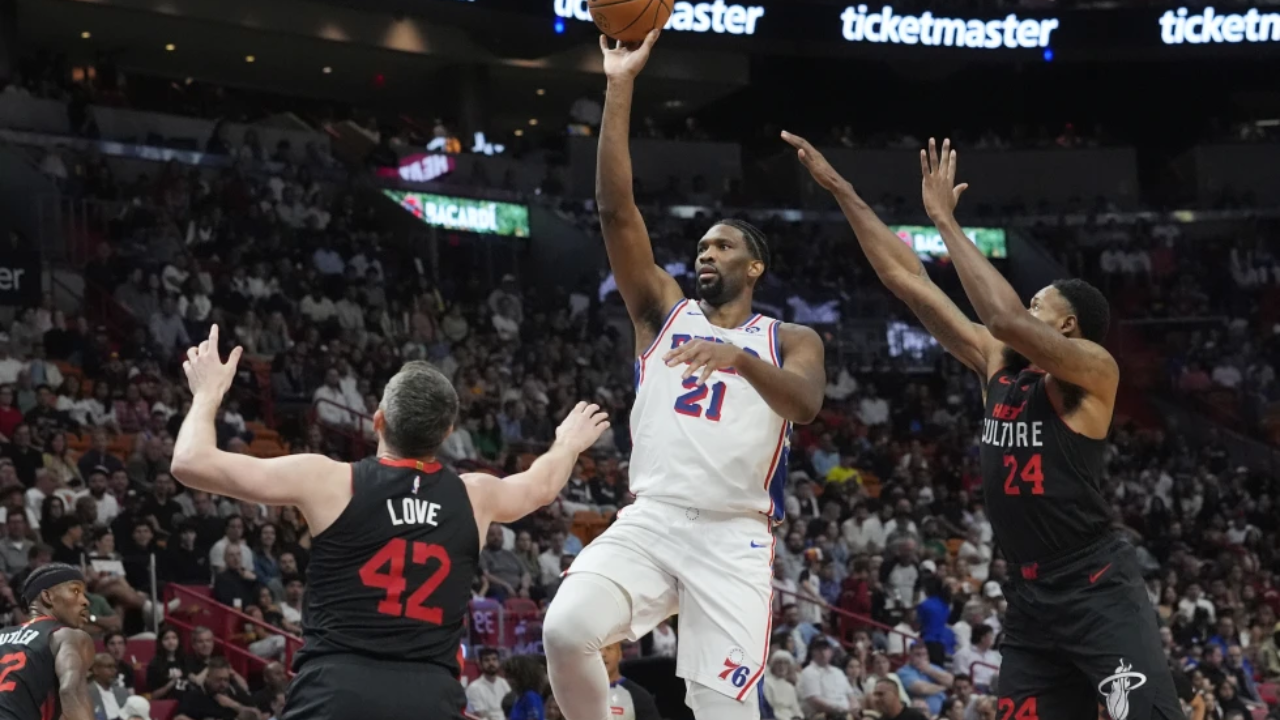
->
xmin=3 ymin=53 xmax=1280 ymax=720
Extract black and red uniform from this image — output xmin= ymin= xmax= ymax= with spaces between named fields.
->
xmin=981 ymin=367 xmax=1183 ymax=720
xmin=0 ymin=616 xmax=63 ymax=720
xmin=282 ymin=457 xmax=479 ymax=720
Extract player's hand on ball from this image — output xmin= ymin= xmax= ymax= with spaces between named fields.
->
xmin=600 ymin=29 xmax=660 ymax=81
xmin=555 ymin=402 xmax=611 ymax=454
xmin=182 ymin=324 xmax=243 ymax=401
xmin=921 ymin=137 xmax=969 ymax=222
xmin=782 ymin=131 xmax=850 ymax=193
xmin=664 ymin=339 xmax=742 ymax=386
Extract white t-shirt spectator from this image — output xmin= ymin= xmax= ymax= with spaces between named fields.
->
xmin=857 ymin=396 xmax=889 ymax=426
xmin=208 ymin=538 xmax=254 ymax=572
xmin=300 ymin=294 xmax=336 ymax=323
xmin=841 ymin=516 xmax=885 ymax=554
xmin=1212 ymin=363 xmax=1242 ymax=389
xmin=1100 ymin=248 xmax=1121 ymax=274
xmin=439 ymin=428 xmax=478 ymax=464
xmin=650 ymin=623 xmax=677 ymax=658
xmin=465 ymin=675 xmax=511 ymax=720
xmin=0 ymin=352 xmax=26 ymax=385
xmin=313 ymin=385 xmax=356 ymax=428
xmin=335 ymin=298 xmax=365 ymax=331
xmin=796 ymin=662 xmax=854 ymax=714
xmin=952 ymin=645 xmax=1002 ymax=688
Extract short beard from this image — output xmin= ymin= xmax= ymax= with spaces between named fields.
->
xmin=696 ymin=276 xmax=731 ymax=306
xmin=1000 ymin=345 xmax=1031 ymax=373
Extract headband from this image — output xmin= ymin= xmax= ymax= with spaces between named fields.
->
xmin=23 ymin=567 xmax=85 ymax=605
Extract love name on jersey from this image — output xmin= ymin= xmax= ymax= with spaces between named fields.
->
xmin=386 ymin=498 xmax=443 ymax=527
xmin=670 ymin=334 xmax=761 ymax=375
xmin=0 ymin=629 xmax=39 ymax=647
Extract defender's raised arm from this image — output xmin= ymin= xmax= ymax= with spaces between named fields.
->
xmin=920 ymin=138 xmax=1118 ymax=402
xmin=597 ymin=31 xmax=684 ymax=339
xmin=784 ymin=131 xmax=1002 ymax=379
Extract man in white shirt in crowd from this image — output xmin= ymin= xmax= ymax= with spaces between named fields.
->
xmin=857 ymin=385 xmax=889 ymax=426
xmin=841 ymin=502 xmax=885 ymax=555
xmin=797 ymin=638 xmax=858 ymax=718
xmin=465 ymin=648 xmax=511 ymax=720
xmin=951 ymin=624 xmax=1001 ymax=693
xmin=312 ymin=368 xmax=359 ymax=429
xmin=1178 ymin=582 xmax=1216 ymax=623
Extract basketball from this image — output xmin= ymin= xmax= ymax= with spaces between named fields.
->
xmin=591 ymin=0 xmax=671 ymax=44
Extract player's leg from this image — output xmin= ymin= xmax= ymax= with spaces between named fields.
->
xmin=544 ymin=505 xmax=679 ymax=720
xmin=1059 ymin=556 xmax=1185 ymax=720
xmin=670 ymin=513 xmax=772 ymax=719
xmin=995 ymin=643 xmax=1096 ymax=720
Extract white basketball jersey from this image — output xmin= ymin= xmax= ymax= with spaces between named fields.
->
xmin=628 ymin=299 xmax=791 ymax=519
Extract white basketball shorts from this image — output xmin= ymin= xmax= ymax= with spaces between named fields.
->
xmin=566 ymin=497 xmax=775 ymax=701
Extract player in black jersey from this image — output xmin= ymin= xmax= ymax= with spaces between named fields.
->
xmin=0 ymin=563 xmax=96 ymax=720
xmin=788 ymin=135 xmax=1183 ymax=719
xmin=170 ymin=326 xmax=610 ymax=720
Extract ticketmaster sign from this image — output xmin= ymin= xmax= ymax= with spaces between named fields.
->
xmin=841 ymin=5 xmax=1059 ymax=48
xmin=385 ymin=191 xmax=530 ymax=237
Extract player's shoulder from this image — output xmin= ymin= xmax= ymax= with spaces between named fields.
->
xmin=774 ymin=322 xmax=824 ymax=352
xmin=51 ymin=626 xmax=93 ymax=657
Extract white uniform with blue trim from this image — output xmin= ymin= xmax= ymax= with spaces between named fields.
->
xmin=568 ymin=298 xmax=790 ymax=706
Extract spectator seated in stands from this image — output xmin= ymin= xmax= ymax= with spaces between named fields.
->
xmin=797 ymin=637 xmax=858 ymax=718
xmin=951 ymin=623 xmax=1001 ymax=693
xmin=763 ymin=650 xmax=804 ymax=720
xmin=175 ymin=656 xmax=260 ymax=720
xmin=146 ymin=627 xmax=190 ymax=702
xmin=895 ymin=643 xmax=954 ymax=717
xmin=89 ymin=652 xmax=134 ymax=720
xmin=214 ymin=542 xmax=259 ymax=610
xmin=479 ymin=525 xmax=529 ymax=602
xmin=465 ymin=647 xmax=510 ymax=720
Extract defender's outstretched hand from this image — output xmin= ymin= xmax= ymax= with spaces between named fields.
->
xmin=555 ymin=402 xmax=611 ymax=454
xmin=782 ymin=131 xmax=850 ymax=193
xmin=182 ymin=325 xmax=243 ymax=401
xmin=921 ymin=137 xmax=969 ymax=222
xmin=600 ymin=30 xmax=660 ymax=81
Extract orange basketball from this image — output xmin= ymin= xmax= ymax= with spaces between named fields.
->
xmin=590 ymin=0 xmax=672 ymax=44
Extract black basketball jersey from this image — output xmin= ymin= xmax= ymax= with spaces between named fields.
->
xmin=0 ymin=616 xmax=62 ymax=720
xmin=980 ymin=367 xmax=1110 ymax=565
xmin=293 ymin=457 xmax=479 ymax=676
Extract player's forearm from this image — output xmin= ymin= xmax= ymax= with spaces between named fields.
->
xmin=932 ymin=214 xmax=1024 ymax=333
xmin=733 ymin=350 xmax=822 ymax=424
xmin=172 ymin=394 xmax=224 ymax=489
xmin=597 ymin=78 xmax=639 ymax=214
xmin=832 ymin=184 xmax=926 ymax=291
xmin=518 ymin=442 xmax=584 ymax=509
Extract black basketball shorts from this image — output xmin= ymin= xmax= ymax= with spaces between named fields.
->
xmin=998 ymin=535 xmax=1185 ymax=720
xmin=282 ymin=654 xmax=468 ymax=720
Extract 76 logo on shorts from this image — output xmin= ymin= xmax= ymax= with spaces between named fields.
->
xmin=718 ymin=648 xmax=751 ymax=688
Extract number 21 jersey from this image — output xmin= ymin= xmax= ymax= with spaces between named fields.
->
xmin=980 ymin=367 xmax=1110 ymax=565
xmin=293 ymin=458 xmax=479 ymax=675
xmin=629 ymin=300 xmax=791 ymax=520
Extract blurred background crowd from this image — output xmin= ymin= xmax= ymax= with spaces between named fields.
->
xmin=2 ymin=0 xmax=1280 ymax=718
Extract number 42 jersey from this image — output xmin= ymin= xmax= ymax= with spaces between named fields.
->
xmin=293 ymin=457 xmax=480 ymax=676
xmin=629 ymin=300 xmax=791 ymax=520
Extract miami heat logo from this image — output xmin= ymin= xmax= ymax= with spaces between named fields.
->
xmin=1097 ymin=660 xmax=1146 ymax=720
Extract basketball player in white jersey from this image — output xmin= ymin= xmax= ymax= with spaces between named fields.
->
xmin=542 ymin=30 xmax=827 ymax=720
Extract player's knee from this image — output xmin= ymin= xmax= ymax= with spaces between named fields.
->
xmin=543 ymin=572 xmax=629 ymax=658
xmin=685 ymin=681 xmax=761 ymax=720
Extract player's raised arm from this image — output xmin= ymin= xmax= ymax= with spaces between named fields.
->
xmin=172 ymin=325 xmax=351 ymax=533
xmin=462 ymin=403 xmax=609 ymax=525
xmin=53 ymin=628 xmax=95 ymax=720
xmin=783 ymin=131 xmax=1002 ymax=378
xmin=597 ymin=31 xmax=684 ymax=335
xmin=920 ymin=138 xmax=1118 ymax=398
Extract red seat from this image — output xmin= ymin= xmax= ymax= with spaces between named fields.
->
xmin=150 ymin=699 xmax=178 ymax=720
xmin=503 ymin=598 xmax=538 ymax=618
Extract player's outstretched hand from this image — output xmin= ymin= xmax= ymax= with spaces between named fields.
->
xmin=663 ymin=338 xmax=742 ymax=387
xmin=782 ymin=131 xmax=850 ymax=193
xmin=182 ymin=324 xmax=243 ymax=402
xmin=555 ymin=402 xmax=611 ymax=454
xmin=600 ymin=30 xmax=660 ymax=81
xmin=921 ymin=137 xmax=969 ymax=222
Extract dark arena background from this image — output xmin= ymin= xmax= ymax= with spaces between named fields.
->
xmin=0 ymin=0 xmax=1279 ymax=718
